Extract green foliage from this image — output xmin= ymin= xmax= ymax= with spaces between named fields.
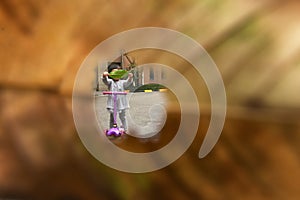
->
xmin=134 ymin=84 xmax=166 ymax=92
xmin=109 ymin=70 xmax=128 ymax=79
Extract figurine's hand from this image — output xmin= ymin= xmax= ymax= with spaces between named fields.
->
xmin=103 ymin=71 xmax=109 ymax=77
xmin=128 ymin=73 xmax=133 ymax=78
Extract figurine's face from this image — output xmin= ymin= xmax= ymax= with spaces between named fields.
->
xmin=111 ymin=68 xmax=120 ymax=81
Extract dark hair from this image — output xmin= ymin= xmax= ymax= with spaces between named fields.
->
xmin=107 ymin=62 xmax=121 ymax=73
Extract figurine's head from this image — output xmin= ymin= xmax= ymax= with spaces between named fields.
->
xmin=108 ymin=62 xmax=122 ymax=80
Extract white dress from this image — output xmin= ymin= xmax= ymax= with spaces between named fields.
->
xmin=102 ymin=76 xmax=132 ymax=112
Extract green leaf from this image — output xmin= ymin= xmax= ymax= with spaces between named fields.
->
xmin=109 ymin=70 xmax=128 ymax=79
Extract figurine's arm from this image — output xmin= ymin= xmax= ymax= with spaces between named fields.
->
xmin=102 ymin=71 xmax=111 ymax=86
xmin=123 ymin=73 xmax=133 ymax=88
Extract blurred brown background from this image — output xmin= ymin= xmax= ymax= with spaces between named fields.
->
xmin=1 ymin=0 xmax=300 ymax=199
